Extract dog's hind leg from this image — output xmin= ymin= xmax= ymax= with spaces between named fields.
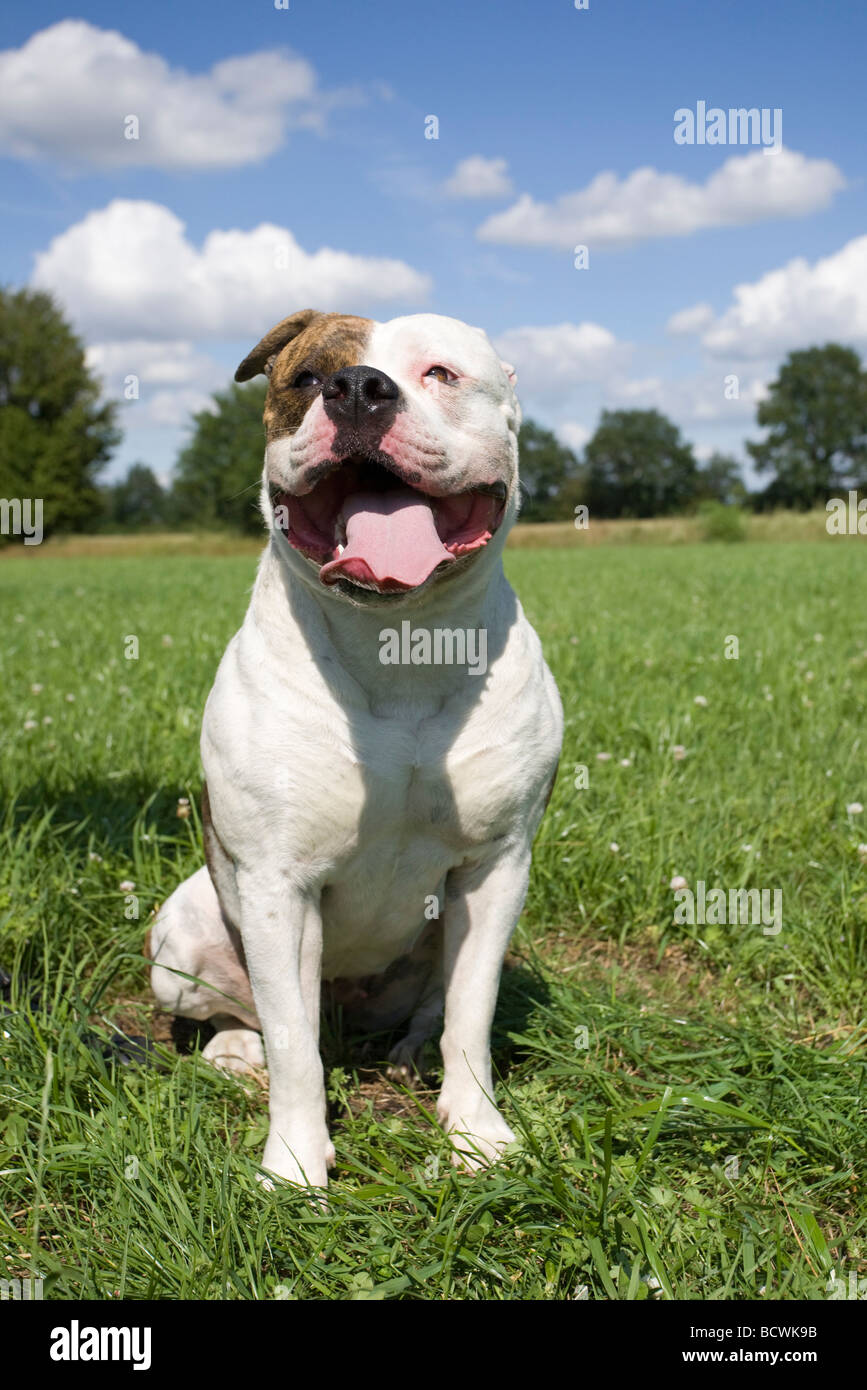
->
xmin=149 ymin=865 xmax=262 ymax=1070
xmin=385 ymin=975 xmax=444 ymax=1082
xmin=325 ymin=922 xmax=444 ymax=1081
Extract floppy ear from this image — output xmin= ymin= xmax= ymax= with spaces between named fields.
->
xmin=234 ymin=309 xmax=323 ymax=382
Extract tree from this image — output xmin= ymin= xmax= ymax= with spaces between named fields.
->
xmin=517 ymin=419 xmax=582 ymax=521
xmin=695 ymin=452 xmax=745 ymax=507
xmin=171 ymin=381 xmax=267 ymax=534
xmin=103 ymin=463 xmax=167 ymax=530
xmin=0 ymin=287 xmax=119 ymax=536
xmin=583 ymin=409 xmax=698 ymax=517
xmin=747 ymin=344 xmax=867 ymax=509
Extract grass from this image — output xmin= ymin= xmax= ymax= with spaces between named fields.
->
xmin=0 ymin=539 xmax=865 ymax=1300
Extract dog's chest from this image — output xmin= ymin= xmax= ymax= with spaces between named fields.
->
xmin=306 ymin=707 xmax=514 ymax=971
xmin=327 ymin=703 xmax=514 ymax=861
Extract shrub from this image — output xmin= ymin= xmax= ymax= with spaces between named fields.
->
xmin=699 ymin=499 xmax=746 ymax=542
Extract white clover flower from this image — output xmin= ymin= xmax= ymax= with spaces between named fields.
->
xmin=119 ymin=880 xmax=135 ymax=892
xmin=672 ymin=745 xmax=686 ymax=761
xmin=693 ymin=696 xmax=708 ymax=707
xmin=670 ymin=875 xmax=688 ymax=890
xmin=23 ymin=719 xmax=37 ymax=731
xmin=609 ymin=842 xmax=620 ymax=853
xmin=596 ymin=751 xmax=613 ymax=762
xmin=30 ymin=683 xmax=43 ymax=694
xmin=846 ymin=802 xmax=864 ymax=815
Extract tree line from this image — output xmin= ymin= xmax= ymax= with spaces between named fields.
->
xmin=2 ymin=287 xmax=866 ymax=539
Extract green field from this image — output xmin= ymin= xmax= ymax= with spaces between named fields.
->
xmin=1 ymin=541 xmax=865 ymax=1300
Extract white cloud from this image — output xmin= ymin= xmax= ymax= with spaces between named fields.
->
xmin=86 ymin=340 xmax=224 ymax=389
xmin=144 ymin=388 xmax=222 ymax=430
xmin=607 ymin=369 xmax=769 ymax=421
xmin=85 ymin=340 xmax=228 ymax=427
xmin=445 ymin=156 xmax=513 ymax=199
xmin=494 ymin=319 xmax=774 ymax=432
xmin=611 ymin=375 xmax=667 ymax=403
xmin=667 ymin=302 xmax=715 ymax=335
xmin=32 ymin=200 xmax=431 ymax=341
xmin=556 ymin=422 xmax=591 ymax=452
xmin=477 ymin=149 xmax=846 ymax=250
xmin=0 ymin=20 xmax=330 ymax=170
xmin=493 ymin=322 xmax=631 ymax=394
xmin=699 ymin=235 xmax=867 ymax=358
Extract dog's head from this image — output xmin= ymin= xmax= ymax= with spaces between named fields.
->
xmin=236 ymin=310 xmax=521 ymax=604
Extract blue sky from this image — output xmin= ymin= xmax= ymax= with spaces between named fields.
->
xmin=1 ymin=0 xmax=864 ymax=483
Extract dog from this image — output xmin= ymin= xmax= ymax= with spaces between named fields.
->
xmin=150 ymin=310 xmax=563 ymax=1187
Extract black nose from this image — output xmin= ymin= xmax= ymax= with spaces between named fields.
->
xmin=321 ymin=365 xmax=400 ymax=427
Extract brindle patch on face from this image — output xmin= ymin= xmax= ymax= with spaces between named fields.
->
xmin=262 ymin=313 xmax=372 ymax=442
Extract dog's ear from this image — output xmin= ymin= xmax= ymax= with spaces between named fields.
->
xmin=234 ymin=310 xmax=323 ymax=382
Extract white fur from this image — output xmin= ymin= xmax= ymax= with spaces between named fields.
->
xmin=152 ymin=313 xmax=562 ymax=1187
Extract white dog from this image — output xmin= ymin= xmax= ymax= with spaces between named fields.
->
xmin=150 ymin=310 xmax=563 ymax=1187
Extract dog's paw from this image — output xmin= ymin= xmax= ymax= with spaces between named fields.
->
xmin=202 ymin=1027 xmax=265 ymax=1074
xmin=437 ymin=1095 xmax=516 ymax=1171
xmin=386 ymin=1032 xmax=428 ymax=1085
xmin=259 ymin=1129 xmax=335 ymax=1191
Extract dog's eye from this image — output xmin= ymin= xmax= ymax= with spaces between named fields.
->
xmin=292 ymin=370 xmax=321 ymax=389
xmin=423 ymin=365 xmax=457 ymax=384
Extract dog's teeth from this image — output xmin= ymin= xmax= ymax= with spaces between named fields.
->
xmin=336 ymin=543 xmax=345 ymax=556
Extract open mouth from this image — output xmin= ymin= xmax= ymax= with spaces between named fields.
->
xmin=270 ymin=455 xmax=507 ymax=594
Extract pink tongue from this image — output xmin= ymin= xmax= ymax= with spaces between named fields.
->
xmin=319 ymin=489 xmax=455 ymax=591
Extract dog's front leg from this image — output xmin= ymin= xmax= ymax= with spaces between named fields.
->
xmin=236 ymin=869 xmax=333 ymax=1188
xmin=437 ymin=843 xmax=530 ymax=1169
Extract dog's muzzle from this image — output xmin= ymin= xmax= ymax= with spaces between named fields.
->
xmin=271 ymin=456 xmax=507 ymax=595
